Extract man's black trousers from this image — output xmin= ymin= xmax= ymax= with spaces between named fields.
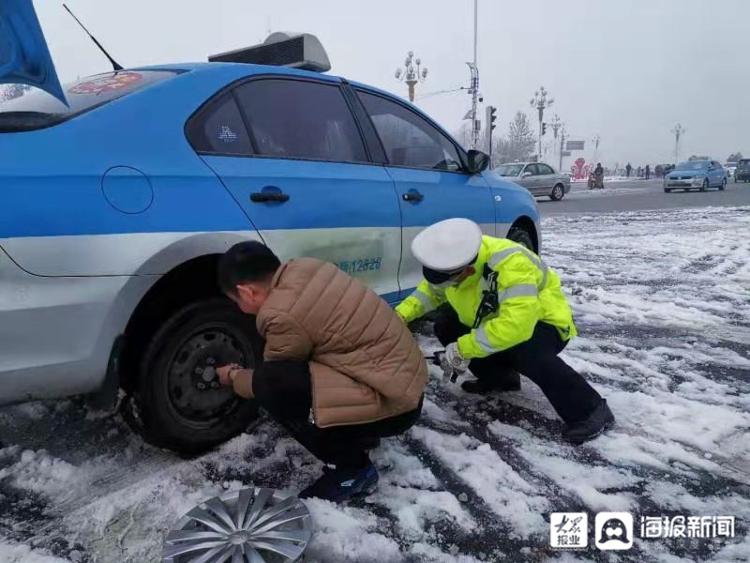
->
xmin=253 ymin=360 xmax=422 ymax=469
xmin=434 ymin=309 xmax=602 ymax=425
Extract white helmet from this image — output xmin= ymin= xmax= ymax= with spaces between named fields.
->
xmin=411 ymin=218 xmax=483 ymax=283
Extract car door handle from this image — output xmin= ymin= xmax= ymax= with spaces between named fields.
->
xmin=250 ymin=191 xmax=290 ymax=203
xmin=402 ymin=190 xmax=424 ymax=203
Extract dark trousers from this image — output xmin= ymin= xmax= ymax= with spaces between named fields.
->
xmin=434 ymin=310 xmax=602 ymax=424
xmin=253 ymin=360 xmax=422 ymax=468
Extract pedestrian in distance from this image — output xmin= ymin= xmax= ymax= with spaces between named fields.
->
xmin=594 ymin=162 xmax=605 ymax=189
xmin=216 ymin=242 xmax=427 ymax=503
xmin=626 ymin=162 xmax=632 ymax=177
xmin=396 ymin=219 xmax=615 ymax=444
xmin=645 ymin=164 xmax=651 ymax=180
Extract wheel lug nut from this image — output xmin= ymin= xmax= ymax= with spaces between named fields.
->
xmin=195 ymin=367 xmax=204 ymax=375
xmin=211 ymin=382 xmax=219 ymax=389
xmin=197 ymin=382 xmax=206 ymax=390
xmin=206 ymin=358 xmax=215 ymax=366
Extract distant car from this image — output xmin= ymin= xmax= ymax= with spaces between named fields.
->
xmin=724 ymin=163 xmax=737 ymax=178
xmin=495 ymin=162 xmax=571 ymax=201
xmin=664 ymin=160 xmax=726 ymax=193
xmin=735 ymin=159 xmax=750 ymax=182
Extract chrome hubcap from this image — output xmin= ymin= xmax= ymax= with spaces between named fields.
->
xmin=164 ymin=488 xmax=312 ymax=562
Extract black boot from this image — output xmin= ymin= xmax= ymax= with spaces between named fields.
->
xmin=461 ymin=371 xmax=521 ymax=394
xmin=564 ymin=399 xmax=615 ymax=444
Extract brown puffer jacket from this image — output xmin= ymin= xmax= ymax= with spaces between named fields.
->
xmin=256 ymin=258 xmax=428 ymax=428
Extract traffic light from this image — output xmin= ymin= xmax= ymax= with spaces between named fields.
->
xmin=487 ymin=105 xmax=497 ymax=133
xmin=542 ymin=122 xmax=547 ymax=136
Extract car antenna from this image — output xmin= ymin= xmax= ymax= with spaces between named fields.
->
xmin=62 ymin=3 xmax=123 ymax=71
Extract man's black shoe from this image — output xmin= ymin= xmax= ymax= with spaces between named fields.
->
xmin=564 ymin=399 xmax=615 ymax=444
xmin=299 ymin=462 xmax=379 ymax=503
xmin=460 ymin=371 xmax=521 ymax=394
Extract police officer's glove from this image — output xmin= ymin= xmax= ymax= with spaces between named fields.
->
xmin=435 ymin=343 xmax=469 ymax=383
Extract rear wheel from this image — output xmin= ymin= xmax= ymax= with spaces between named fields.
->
xmin=507 ymin=225 xmax=535 ymax=251
xmin=549 ymin=184 xmax=565 ymax=201
xmin=126 ymin=299 xmax=262 ymax=455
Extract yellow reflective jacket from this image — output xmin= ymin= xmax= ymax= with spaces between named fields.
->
xmin=396 ymin=236 xmax=577 ymax=360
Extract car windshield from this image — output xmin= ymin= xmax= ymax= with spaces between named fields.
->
xmin=496 ymin=164 xmax=525 ymax=176
xmin=674 ymin=161 xmax=709 ymax=171
xmin=0 ymin=70 xmax=179 ymax=132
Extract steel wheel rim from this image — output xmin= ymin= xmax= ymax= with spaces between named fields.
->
xmin=164 ymin=488 xmax=312 ymax=563
xmin=165 ymin=322 xmax=252 ymax=428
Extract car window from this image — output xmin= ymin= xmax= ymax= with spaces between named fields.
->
xmin=233 ymin=79 xmax=367 ymax=163
xmin=0 ymin=70 xmax=180 ymax=132
xmin=357 ymin=90 xmax=462 ymax=172
xmin=537 ymin=164 xmax=554 ymax=175
xmin=496 ymin=164 xmax=524 ymax=176
xmin=525 ymin=164 xmax=540 ymax=175
xmin=186 ymin=94 xmax=253 ymax=155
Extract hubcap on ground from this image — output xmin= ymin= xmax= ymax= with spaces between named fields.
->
xmin=166 ymin=326 xmax=250 ymax=426
xmin=163 ymin=488 xmax=312 ymax=563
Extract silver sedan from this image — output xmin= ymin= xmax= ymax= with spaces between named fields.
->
xmin=495 ymin=162 xmax=571 ymax=201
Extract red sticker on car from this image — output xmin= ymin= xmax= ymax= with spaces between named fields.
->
xmin=69 ymin=72 xmax=143 ymax=95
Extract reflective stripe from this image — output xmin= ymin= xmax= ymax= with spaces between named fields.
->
xmin=499 ymin=284 xmax=538 ymax=303
xmin=540 ymin=263 xmax=549 ymax=289
xmin=475 ymin=326 xmax=497 ymax=354
xmin=410 ymin=289 xmax=434 ymax=311
xmin=488 ymin=246 xmax=549 ymax=290
xmin=488 ymin=247 xmax=521 ymax=268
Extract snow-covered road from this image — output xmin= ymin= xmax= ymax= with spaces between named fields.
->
xmin=1 ymin=206 xmax=749 ymax=562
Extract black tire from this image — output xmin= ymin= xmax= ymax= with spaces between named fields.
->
xmin=700 ymin=179 xmax=708 ymax=192
xmin=127 ymin=298 xmax=263 ymax=455
xmin=719 ymin=178 xmax=726 ymax=191
xmin=507 ymin=225 xmax=535 ymax=251
xmin=549 ymin=184 xmax=565 ymax=201
xmin=664 ymin=188 xmax=671 ymax=193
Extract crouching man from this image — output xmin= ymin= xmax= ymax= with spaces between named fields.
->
xmin=396 ymin=218 xmax=614 ymax=444
xmin=216 ymin=242 xmax=427 ymax=502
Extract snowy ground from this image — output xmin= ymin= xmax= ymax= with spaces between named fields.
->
xmin=1 ymin=205 xmax=749 ymax=562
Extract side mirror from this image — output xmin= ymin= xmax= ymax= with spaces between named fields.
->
xmin=466 ymin=150 xmax=490 ymax=174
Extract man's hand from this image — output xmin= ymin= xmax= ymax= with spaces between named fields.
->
xmin=444 ymin=342 xmax=469 ymax=374
xmin=217 ymin=364 xmax=242 ymax=387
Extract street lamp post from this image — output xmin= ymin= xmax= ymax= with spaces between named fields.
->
xmin=530 ymin=86 xmax=554 ymax=161
xmin=550 ymin=114 xmax=561 ymax=167
xmin=558 ymin=124 xmax=567 ymax=173
xmin=592 ymin=134 xmax=601 ymax=162
xmin=395 ymin=51 xmax=428 ymax=102
xmin=671 ymin=124 xmax=685 ymax=163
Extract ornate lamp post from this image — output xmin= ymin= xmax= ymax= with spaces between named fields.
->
xmin=395 ymin=51 xmax=428 ymax=102
xmin=530 ymin=86 xmax=554 ymax=160
xmin=671 ymin=124 xmax=685 ymax=163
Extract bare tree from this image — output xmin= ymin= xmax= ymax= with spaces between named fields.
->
xmin=506 ymin=111 xmax=536 ymax=162
xmin=727 ymin=152 xmax=743 ymax=163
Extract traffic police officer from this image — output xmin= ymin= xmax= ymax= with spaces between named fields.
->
xmin=396 ymin=218 xmax=614 ymax=444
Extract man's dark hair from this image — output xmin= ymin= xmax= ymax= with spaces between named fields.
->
xmin=218 ymin=241 xmax=281 ymax=295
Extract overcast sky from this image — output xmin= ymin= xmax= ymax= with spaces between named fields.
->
xmin=35 ymin=0 xmax=750 ymax=167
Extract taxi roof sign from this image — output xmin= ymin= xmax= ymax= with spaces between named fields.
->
xmin=209 ymin=32 xmax=331 ymax=73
